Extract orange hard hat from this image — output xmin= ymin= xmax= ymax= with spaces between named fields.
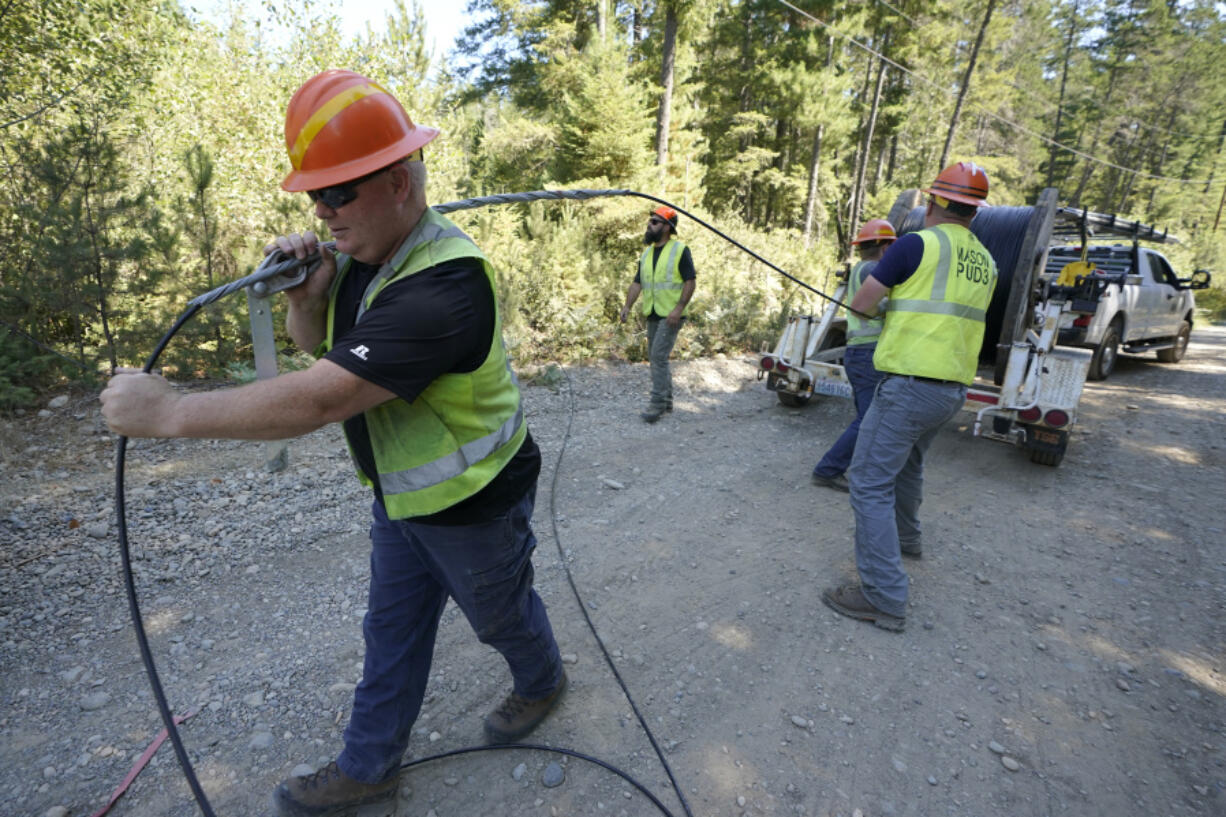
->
xmin=651 ymin=205 xmax=679 ymax=232
xmin=851 ymin=218 xmax=897 ymax=245
xmin=281 ymin=69 xmax=439 ymax=192
xmin=923 ymin=161 xmax=990 ymax=208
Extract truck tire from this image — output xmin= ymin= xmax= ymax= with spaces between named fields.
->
xmin=1088 ymin=320 xmax=1121 ymax=381
xmin=1028 ymin=446 xmax=1065 ymax=467
xmin=777 ymin=391 xmax=811 ymax=408
xmin=1156 ymin=320 xmax=1191 ymax=363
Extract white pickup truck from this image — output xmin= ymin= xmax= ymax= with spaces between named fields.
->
xmin=1044 ymin=244 xmax=1211 ymax=380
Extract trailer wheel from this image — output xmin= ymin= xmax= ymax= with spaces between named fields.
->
xmin=1088 ymin=319 xmax=1121 ymax=381
xmin=776 ymin=391 xmax=811 ymax=408
xmin=1156 ymin=320 xmax=1190 ymax=363
xmin=1028 ymin=446 xmax=1065 ymax=467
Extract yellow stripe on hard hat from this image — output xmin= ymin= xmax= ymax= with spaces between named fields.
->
xmin=289 ymin=82 xmax=385 ymax=170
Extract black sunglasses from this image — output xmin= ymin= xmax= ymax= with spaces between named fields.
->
xmin=648 ymin=217 xmax=666 ymax=226
xmin=306 ymin=149 xmax=423 ymax=210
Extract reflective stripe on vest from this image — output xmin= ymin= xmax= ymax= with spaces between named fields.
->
xmin=379 ymin=403 xmax=525 ymax=494
xmin=323 ymin=208 xmax=526 ymax=518
xmin=640 ymin=239 xmax=686 ymax=316
xmin=845 ymin=260 xmax=884 ymax=345
xmin=872 ymin=223 xmax=997 ymax=385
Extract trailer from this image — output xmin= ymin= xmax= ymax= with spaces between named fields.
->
xmin=755 ymin=189 xmax=1184 ymax=467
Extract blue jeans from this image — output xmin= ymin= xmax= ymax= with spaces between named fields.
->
xmin=813 ymin=344 xmax=885 ymax=478
xmin=337 ymin=488 xmax=563 ymax=783
xmin=847 ymin=375 xmax=966 ymax=617
xmin=646 ymin=315 xmax=681 ymax=409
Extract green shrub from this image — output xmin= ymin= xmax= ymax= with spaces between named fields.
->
xmin=0 ymin=331 xmax=58 ymax=410
xmin=1196 ymin=286 xmax=1226 ymax=323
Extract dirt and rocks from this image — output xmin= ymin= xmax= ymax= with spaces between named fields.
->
xmin=1 ymin=326 xmax=1224 ymax=817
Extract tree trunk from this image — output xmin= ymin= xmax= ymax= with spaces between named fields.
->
xmin=851 ymin=29 xmax=890 ymax=230
xmin=802 ymin=123 xmax=824 ymax=246
xmin=801 ymin=37 xmax=835 ymax=246
xmin=846 ymin=34 xmax=878 ymax=228
xmin=596 ymin=0 xmax=607 ymax=40
xmin=739 ymin=5 xmax=754 ymax=222
xmin=872 ymin=136 xmax=886 ymax=194
xmin=938 ymin=0 xmax=996 ymax=170
xmin=1120 ymin=106 xmax=1175 ymax=213
xmin=81 ymin=141 xmax=117 ymax=371
xmin=1046 ymin=0 xmax=1080 ymax=189
xmin=654 ymin=1 xmax=679 ymax=170
xmin=1070 ymin=61 xmax=1122 ymax=207
xmin=1202 ymin=118 xmax=1226 ymax=195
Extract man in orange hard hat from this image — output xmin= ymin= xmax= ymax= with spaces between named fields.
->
xmin=619 ymin=205 xmax=697 ymax=422
xmin=101 ymin=70 xmax=566 ymax=817
xmin=810 ymin=218 xmax=896 ymax=492
xmin=822 ymin=162 xmax=998 ymax=632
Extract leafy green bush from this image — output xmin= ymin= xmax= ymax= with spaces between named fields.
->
xmin=1196 ymin=285 xmax=1226 ymax=323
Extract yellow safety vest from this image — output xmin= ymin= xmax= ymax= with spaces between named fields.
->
xmin=322 ymin=208 xmax=526 ymax=518
xmin=845 ymin=260 xmax=884 ymax=347
xmin=873 ymin=223 xmax=998 ymax=385
xmin=639 ymin=239 xmax=688 ymax=317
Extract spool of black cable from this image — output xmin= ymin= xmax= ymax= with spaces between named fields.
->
xmin=896 ymin=204 xmax=1035 ymax=364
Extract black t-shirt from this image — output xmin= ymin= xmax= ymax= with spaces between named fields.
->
xmin=324 ymin=256 xmax=540 ymax=525
xmin=633 ymin=244 xmax=696 ymax=317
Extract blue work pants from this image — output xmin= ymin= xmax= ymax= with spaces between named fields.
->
xmin=813 ymin=343 xmax=885 ymax=479
xmin=337 ymin=488 xmax=562 ymax=783
xmin=847 ymin=375 xmax=965 ymax=617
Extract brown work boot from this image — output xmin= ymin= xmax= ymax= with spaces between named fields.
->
xmin=641 ymin=407 xmax=665 ymax=423
xmin=272 ymin=761 xmax=398 ymax=817
xmin=484 ymin=671 xmax=568 ymax=744
xmin=811 ymin=473 xmax=850 ymax=493
xmin=822 ymin=585 xmax=905 ymax=632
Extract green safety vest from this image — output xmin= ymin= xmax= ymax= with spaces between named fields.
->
xmin=639 ymin=238 xmax=689 ymax=317
xmin=845 ymin=260 xmax=884 ymax=347
xmin=322 ymin=208 xmax=527 ymax=519
xmin=873 ymin=223 xmax=998 ymax=385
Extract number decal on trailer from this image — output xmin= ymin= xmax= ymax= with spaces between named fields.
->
xmin=815 ymin=380 xmax=853 ymax=399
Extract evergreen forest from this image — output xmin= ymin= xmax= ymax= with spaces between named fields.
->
xmin=2 ymin=0 xmax=1225 ymax=408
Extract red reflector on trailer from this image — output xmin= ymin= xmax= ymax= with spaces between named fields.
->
xmin=1073 ymin=315 xmax=1091 ymax=327
xmin=965 ymin=391 xmax=998 ymax=404
xmin=1044 ymin=409 xmax=1070 ymax=428
xmin=776 ymin=361 xmax=790 ymax=374
xmin=760 ymin=356 xmax=774 ymax=371
xmin=1018 ymin=407 xmax=1042 ymax=422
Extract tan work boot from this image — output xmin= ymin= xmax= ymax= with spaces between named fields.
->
xmin=272 ymin=761 xmax=398 ymax=817
xmin=484 ymin=671 xmax=568 ymax=743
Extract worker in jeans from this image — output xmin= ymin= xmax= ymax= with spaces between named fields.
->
xmin=619 ymin=205 xmax=697 ymax=423
xmin=822 ymin=162 xmax=998 ymax=632
xmin=811 ymin=219 xmax=896 ymax=492
xmin=101 ymin=70 xmax=566 ymax=817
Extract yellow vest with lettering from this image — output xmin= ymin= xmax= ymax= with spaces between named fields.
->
xmin=872 ymin=224 xmax=998 ymax=385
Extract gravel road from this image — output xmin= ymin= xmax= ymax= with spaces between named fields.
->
xmin=2 ymin=326 xmax=1224 ymax=817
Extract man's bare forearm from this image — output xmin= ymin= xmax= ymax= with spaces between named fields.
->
xmin=287 ymin=299 xmax=327 ymax=353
